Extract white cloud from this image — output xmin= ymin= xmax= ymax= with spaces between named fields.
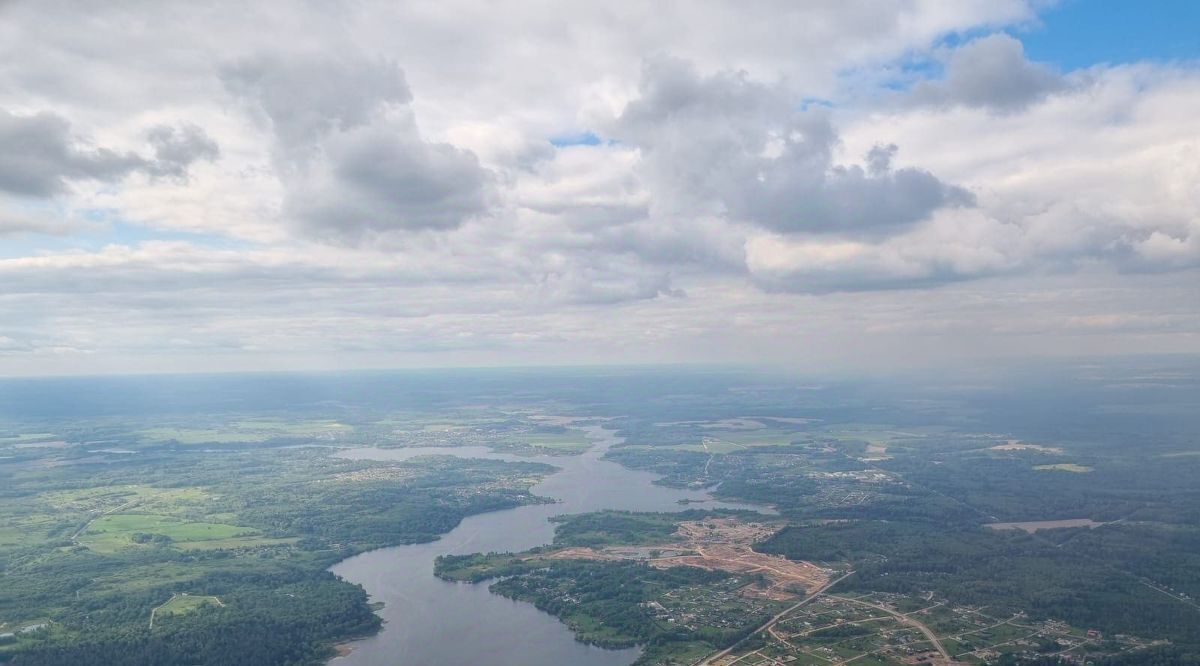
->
xmin=0 ymin=1 xmax=1196 ymax=373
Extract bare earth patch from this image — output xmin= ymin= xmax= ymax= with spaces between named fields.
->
xmin=542 ymin=518 xmax=833 ymax=601
xmin=1033 ymin=463 xmax=1093 ymax=473
xmin=991 ymin=440 xmax=1064 ymax=454
xmin=986 ymin=518 xmax=1104 ymax=533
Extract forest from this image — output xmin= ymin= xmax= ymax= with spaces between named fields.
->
xmin=436 ymin=554 xmax=768 ymax=663
xmin=0 ymin=431 xmax=553 ymax=665
xmin=2 ymin=363 xmax=1198 ymax=665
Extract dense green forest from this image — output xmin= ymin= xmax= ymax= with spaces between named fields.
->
xmin=0 ymin=433 xmax=553 ymax=665
xmin=436 ymin=554 xmax=768 ymax=664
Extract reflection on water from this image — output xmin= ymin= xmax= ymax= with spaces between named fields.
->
xmin=329 ymin=426 xmax=770 ymax=666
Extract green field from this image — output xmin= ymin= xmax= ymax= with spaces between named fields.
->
xmin=0 ymin=410 xmax=557 ymax=665
xmin=154 ymin=594 xmax=223 ymax=619
xmin=0 ymin=486 xmax=223 ymax=553
xmin=78 ymin=514 xmax=257 ymax=553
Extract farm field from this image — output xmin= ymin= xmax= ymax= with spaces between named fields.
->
xmin=76 ymin=514 xmax=259 ymax=553
xmin=0 ymin=394 xmax=562 ymax=665
xmin=150 ymin=594 xmax=224 ymax=626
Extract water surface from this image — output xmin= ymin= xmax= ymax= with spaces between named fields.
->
xmin=329 ymin=426 xmax=769 ymax=666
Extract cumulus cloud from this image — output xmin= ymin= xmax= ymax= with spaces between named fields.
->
xmin=0 ymin=2 xmax=1196 ymax=372
xmin=0 ymin=109 xmax=218 ymax=198
xmin=144 ymin=124 xmax=220 ymax=179
xmin=911 ymin=33 xmax=1068 ymax=111
xmin=221 ymin=53 xmax=491 ymax=241
xmin=612 ymin=57 xmax=972 ymax=235
xmin=220 ymin=54 xmax=412 ymax=155
xmin=286 ymin=121 xmax=491 ymax=239
xmin=1 ymin=110 xmax=135 ymax=196
xmin=755 ymin=62 xmax=1200 ymax=293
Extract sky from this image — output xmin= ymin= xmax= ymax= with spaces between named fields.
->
xmin=0 ymin=0 xmax=1197 ymax=376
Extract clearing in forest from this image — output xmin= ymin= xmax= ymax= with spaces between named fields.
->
xmin=544 ymin=517 xmax=834 ymax=600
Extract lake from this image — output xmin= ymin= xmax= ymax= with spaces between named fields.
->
xmin=328 ymin=425 xmax=771 ymax=666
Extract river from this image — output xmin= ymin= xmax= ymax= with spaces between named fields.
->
xmin=327 ymin=425 xmax=770 ymax=666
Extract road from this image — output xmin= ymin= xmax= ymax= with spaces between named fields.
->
xmin=1141 ymin=581 xmax=1200 ymax=612
xmin=71 ymin=499 xmax=140 ymax=541
xmin=696 ymin=571 xmax=855 ymax=666
xmin=837 ymin=596 xmax=952 ymax=662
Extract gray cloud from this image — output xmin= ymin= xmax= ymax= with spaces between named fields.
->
xmin=145 ymin=124 xmax=220 ymax=179
xmin=749 ymin=254 xmax=985 ymax=294
xmin=911 ymin=33 xmax=1067 ymax=111
xmin=287 ymin=122 xmax=491 ymax=239
xmin=731 ymin=140 xmax=974 ymax=235
xmin=0 ymin=109 xmax=218 ymax=198
xmin=222 ymin=53 xmax=491 ymax=240
xmin=220 ymin=54 xmax=412 ymax=155
xmin=535 ymin=268 xmax=685 ymax=306
xmin=0 ymin=109 xmax=144 ymax=196
xmin=613 ymin=57 xmax=971 ymax=236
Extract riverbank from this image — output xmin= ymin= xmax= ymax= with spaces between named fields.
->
xmin=326 ymin=426 xmax=772 ymax=666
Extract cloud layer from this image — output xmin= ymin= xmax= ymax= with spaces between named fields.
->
xmin=0 ymin=0 xmax=1196 ymax=373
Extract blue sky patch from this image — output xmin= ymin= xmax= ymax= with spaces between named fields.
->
xmin=1016 ymin=0 xmax=1200 ymax=70
xmin=549 ymin=131 xmax=604 ymax=147
xmin=0 ymin=216 xmax=249 ymax=259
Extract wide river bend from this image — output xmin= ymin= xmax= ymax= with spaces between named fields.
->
xmin=328 ymin=426 xmax=770 ymax=666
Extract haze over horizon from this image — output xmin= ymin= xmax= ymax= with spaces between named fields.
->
xmin=2 ymin=1 xmax=1198 ymax=376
